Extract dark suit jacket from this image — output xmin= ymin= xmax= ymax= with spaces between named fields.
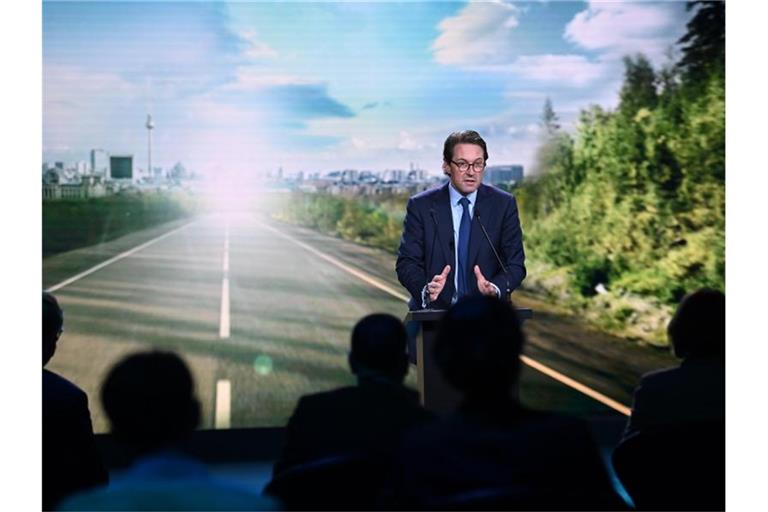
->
xmin=43 ymin=369 xmax=108 ymax=510
xmin=386 ymin=402 xmax=623 ymax=510
xmin=273 ymin=380 xmax=434 ymax=476
xmin=613 ymin=357 xmax=725 ymax=510
xmin=396 ymin=182 xmax=526 ymax=310
xmin=623 ymin=356 xmax=725 ymax=437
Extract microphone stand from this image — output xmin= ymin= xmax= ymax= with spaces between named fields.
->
xmin=475 ymin=208 xmax=512 ymax=304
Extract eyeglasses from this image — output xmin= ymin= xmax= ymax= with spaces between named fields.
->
xmin=451 ymin=160 xmax=486 ymax=173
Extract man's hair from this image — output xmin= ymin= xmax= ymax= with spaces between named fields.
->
xmin=43 ymin=292 xmax=63 ymax=366
xmin=350 ymin=313 xmax=408 ymax=380
xmin=442 ymin=130 xmax=489 ymax=163
xmin=668 ymin=288 xmax=725 ymax=359
xmin=434 ymin=296 xmax=524 ymax=396
xmin=101 ymin=351 xmax=200 ymax=452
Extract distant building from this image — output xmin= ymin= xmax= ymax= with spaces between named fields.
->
xmin=110 ymin=155 xmax=133 ymax=181
xmin=341 ymin=169 xmax=358 ymax=183
xmin=43 ymin=169 xmax=60 ymax=185
xmin=382 ymin=169 xmax=406 ymax=183
xmin=485 ymin=165 xmax=524 ymax=186
xmin=407 ymin=168 xmax=426 ymax=182
xmin=43 ymin=175 xmax=106 ymax=200
xmin=91 ymin=149 xmax=109 ymax=177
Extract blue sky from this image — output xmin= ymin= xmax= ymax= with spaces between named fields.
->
xmin=43 ymin=1 xmax=692 ymax=177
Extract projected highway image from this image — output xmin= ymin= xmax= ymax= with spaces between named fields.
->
xmin=43 ymin=192 xmax=677 ymax=432
xmin=43 ymin=1 xmax=721 ymax=435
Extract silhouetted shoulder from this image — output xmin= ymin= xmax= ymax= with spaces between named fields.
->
xmin=638 ymin=365 xmax=681 ymax=385
xmin=296 ymin=384 xmax=423 ymax=415
xmin=43 ymin=369 xmax=88 ymax=409
xmin=402 ymin=407 xmax=594 ymax=447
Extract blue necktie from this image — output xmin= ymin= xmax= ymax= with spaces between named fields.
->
xmin=457 ymin=197 xmax=471 ymax=297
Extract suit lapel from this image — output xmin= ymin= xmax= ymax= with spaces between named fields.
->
xmin=431 ymin=183 xmax=455 ymax=294
xmin=432 ymin=183 xmax=454 ymax=267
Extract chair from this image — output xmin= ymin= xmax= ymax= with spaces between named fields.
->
xmin=427 ymin=484 xmax=625 ymax=511
xmin=265 ymin=453 xmax=388 ymax=510
xmin=612 ymin=422 xmax=725 ymax=510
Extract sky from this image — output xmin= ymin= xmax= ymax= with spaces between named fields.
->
xmin=43 ymin=0 xmax=692 ymax=178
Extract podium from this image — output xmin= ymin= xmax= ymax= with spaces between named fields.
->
xmin=405 ymin=308 xmax=533 ymax=414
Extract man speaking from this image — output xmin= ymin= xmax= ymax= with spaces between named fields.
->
xmin=396 ymin=130 xmax=526 ymax=310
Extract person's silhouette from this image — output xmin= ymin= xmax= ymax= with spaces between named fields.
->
xmin=42 ymin=291 xmax=107 ymax=510
xmin=273 ymin=313 xmax=433 ymax=475
xmin=614 ymin=288 xmax=725 ymax=510
xmin=60 ymin=351 xmax=277 ymax=511
xmin=269 ymin=314 xmax=433 ymax=508
xmin=388 ymin=296 xmax=622 ymax=510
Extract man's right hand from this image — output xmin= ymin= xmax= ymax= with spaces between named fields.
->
xmin=427 ymin=265 xmax=451 ymax=302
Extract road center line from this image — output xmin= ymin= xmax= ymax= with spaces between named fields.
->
xmin=219 ymin=225 xmax=230 ymax=339
xmin=46 ymin=222 xmax=196 ymax=293
xmin=214 ymin=379 xmax=231 ymax=429
xmin=262 ymin=220 xmax=631 ymax=417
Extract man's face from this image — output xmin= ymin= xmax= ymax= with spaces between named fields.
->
xmin=443 ymin=143 xmax=485 ymax=195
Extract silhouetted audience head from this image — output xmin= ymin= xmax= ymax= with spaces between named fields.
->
xmin=102 ymin=351 xmax=200 ymax=454
xmin=349 ymin=313 xmax=409 ymax=382
xmin=43 ymin=291 xmax=63 ymax=366
xmin=434 ymin=296 xmax=524 ymax=399
xmin=668 ymin=288 xmax=725 ymax=360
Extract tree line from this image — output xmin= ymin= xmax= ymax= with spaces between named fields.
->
xmin=517 ymin=1 xmax=724 ymax=310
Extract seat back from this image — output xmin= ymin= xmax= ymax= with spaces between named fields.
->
xmin=612 ymin=422 xmax=725 ymax=510
xmin=265 ymin=453 xmax=388 ymax=510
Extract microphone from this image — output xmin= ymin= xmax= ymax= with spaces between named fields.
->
xmin=475 ymin=207 xmax=511 ymax=303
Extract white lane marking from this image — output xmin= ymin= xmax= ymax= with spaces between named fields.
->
xmin=46 ymin=222 xmax=195 ymax=292
xmin=259 ymin=222 xmax=410 ymax=302
xmin=219 ymin=225 xmax=230 ymax=339
xmin=263 ymin=220 xmax=632 ymax=416
xmin=521 ymin=355 xmax=631 ymax=416
xmin=219 ymin=278 xmax=230 ymax=338
xmin=214 ymin=379 xmax=231 ymax=429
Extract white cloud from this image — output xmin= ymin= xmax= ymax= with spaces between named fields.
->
xmin=504 ymin=90 xmax=547 ymax=100
xmin=44 ymin=65 xmax=138 ymax=107
xmin=43 ymin=65 xmax=141 ymax=155
xmin=508 ymin=54 xmax=608 ymax=87
xmin=432 ymin=1 xmax=521 ymax=66
xmin=224 ymin=68 xmax=319 ymax=91
xmin=398 ymin=130 xmax=435 ymax=151
xmin=431 ymin=2 xmax=610 ymax=88
xmin=240 ymin=30 xmax=279 ymax=60
xmin=564 ymin=1 xmax=687 ymax=64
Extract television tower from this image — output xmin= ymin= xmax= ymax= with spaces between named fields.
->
xmin=146 ymin=114 xmax=154 ymax=178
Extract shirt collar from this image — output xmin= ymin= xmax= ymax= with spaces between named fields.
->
xmin=448 ymin=182 xmax=478 ymax=206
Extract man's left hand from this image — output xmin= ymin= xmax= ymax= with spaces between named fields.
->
xmin=474 ymin=265 xmax=498 ymax=297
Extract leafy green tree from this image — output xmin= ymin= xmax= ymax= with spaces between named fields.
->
xmin=677 ymin=1 xmax=725 ymax=84
xmin=541 ymin=97 xmax=561 ymax=136
xmin=618 ymin=54 xmax=658 ymax=118
xmin=516 ymin=2 xmax=724 ymax=318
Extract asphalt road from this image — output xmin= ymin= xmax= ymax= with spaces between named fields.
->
xmin=43 ymin=209 xmax=677 ymax=433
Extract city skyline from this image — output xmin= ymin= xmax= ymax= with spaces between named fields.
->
xmin=43 ymin=1 xmax=692 ymax=179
